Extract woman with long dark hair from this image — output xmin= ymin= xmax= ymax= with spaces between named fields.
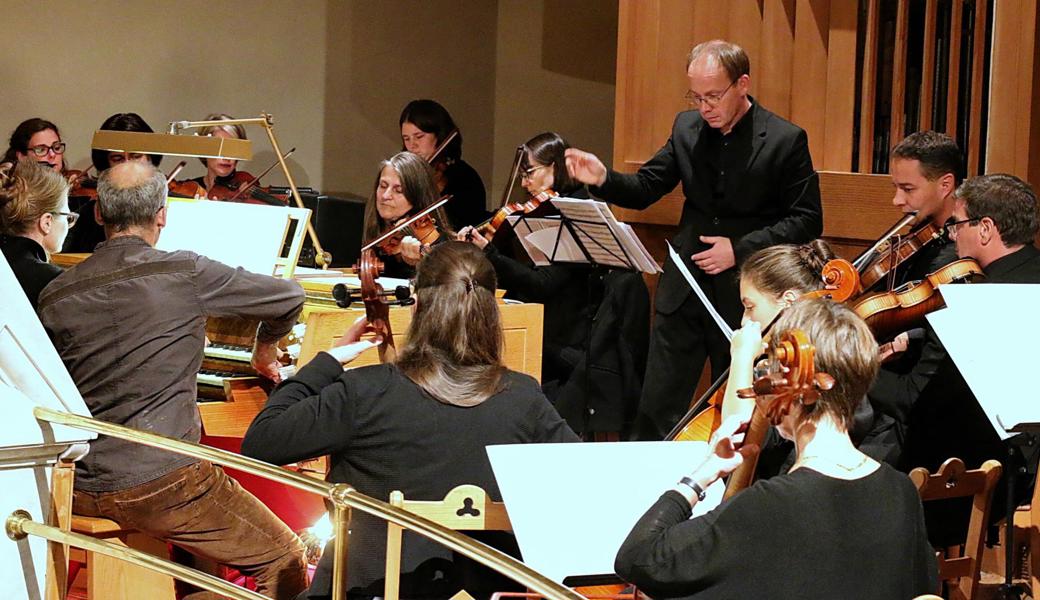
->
xmin=363 ymin=151 xmax=452 ymax=279
xmin=2 ymin=118 xmax=67 ymax=173
xmin=242 ymin=242 xmax=577 ymax=599
xmin=400 ymin=99 xmax=488 ymax=228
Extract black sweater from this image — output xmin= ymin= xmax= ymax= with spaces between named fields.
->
xmin=616 ymin=464 xmax=937 ymax=599
xmin=242 ymin=352 xmax=578 ymax=598
xmin=1 ymin=234 xmax=62 ymax=309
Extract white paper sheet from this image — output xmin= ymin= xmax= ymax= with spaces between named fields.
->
xmin=927 ymin=284 xmax=1040 ymax=439
xmin=487 ymin=441 xmax=722 ymax=584
xmin=158 ymin=200 xmax=297 ymax=276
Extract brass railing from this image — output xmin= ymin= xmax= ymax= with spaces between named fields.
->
xmin=26 ymin=407 xmax=585 ymax=600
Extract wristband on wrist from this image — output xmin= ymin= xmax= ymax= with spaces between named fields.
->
xmin=678 ymin=476 xmax=707 ymax=501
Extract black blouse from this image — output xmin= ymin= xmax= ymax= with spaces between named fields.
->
xmin=2 ymin=234 xmax=63 ymax=309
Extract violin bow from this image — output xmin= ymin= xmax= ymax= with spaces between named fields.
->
xmin=225 ymin=147 xmax=296 ymax=203
xmin=428 ymin=129 xmax=459 ymax=164
xmin=165 ymin=161 xmax=188 ymax=185
xmin=361 ymin=194 xmax=452 ymax=252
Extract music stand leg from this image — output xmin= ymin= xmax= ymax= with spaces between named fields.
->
xmin=1000 ymin=436 xmax=1035 ymax=600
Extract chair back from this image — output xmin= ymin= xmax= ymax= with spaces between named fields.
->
xmin=910 ymin=458 xmax=1002 ymax=600
xmin=384 ymin=485 xmax=511 ymax=600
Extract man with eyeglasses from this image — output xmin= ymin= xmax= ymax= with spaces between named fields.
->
xmin=902 ymin=174 xmax=1040 ymax=546
xmin=565 ymin=39 xmax=822 ymax=441
xmin=37 ymin=161 xmax=309 ymax=598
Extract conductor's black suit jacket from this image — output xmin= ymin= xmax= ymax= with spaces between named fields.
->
xmin=594 ymin=102 xmax=823 ymax=316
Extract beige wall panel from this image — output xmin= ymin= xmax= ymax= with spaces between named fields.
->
xmin=728 ymin=0 xmax=765 ymax=65
xmin=987 ymin=0 xmax=1038 ymax=179
xmin=614 ymin=0 xmax=666 ymax=169
xmin=758 ymin=0 xmax=797 ymax=117
xmin=790 ymin=0 xmax=831 ymax=167
xmin=823 ymin=0 xmax=858 ymax=171
xmin=490 ymin=0 xmax=617 ymax=197
xmin=0 ymin=1 xmax=327 ymax=189
xmin=321 ymin=1 xmax=498 ymax=199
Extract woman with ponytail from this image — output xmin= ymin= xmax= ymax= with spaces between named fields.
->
xmin=242 ymin=241 xmax=578 ymax=600
xmin=0 ymin=160 xmax=73 ymax=308
xmin=718 ymin=239 xmax=899 ymax=477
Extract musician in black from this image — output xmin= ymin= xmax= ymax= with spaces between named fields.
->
xmin=565 ymin=39 xmax=823 ymax=440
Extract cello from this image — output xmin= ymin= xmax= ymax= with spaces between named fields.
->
xmin=668 ymin=258 xmax=860 ymax=443
xmin=723 ymin=328 xmax=835 ymax=498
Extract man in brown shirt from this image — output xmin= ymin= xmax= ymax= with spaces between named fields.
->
xmin=39 ymin=161 xmax=307 ymax=598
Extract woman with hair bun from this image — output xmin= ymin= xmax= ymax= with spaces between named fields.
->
xmin=243 ymin=241 xmax=577 ymax=600
xmin=719 ymin=239 xmax=899 ymax=475
xmin=0 ymin=160 xmax=73 ymax=308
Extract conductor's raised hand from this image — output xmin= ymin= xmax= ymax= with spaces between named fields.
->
xmin=327 ymin=316 xmax=382 ymax=365
xmin=564 ymin=148 xmax=608 ymax=187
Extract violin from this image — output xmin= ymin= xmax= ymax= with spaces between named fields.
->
xmin=366 ymin=195 xmax=452 ymax=260
xmin=67 ymin=167 xmax=98 ymax=201
xmin=204 ymin=170 xmax=287 ymax=206
xmin=426 ymin=130 xmax=459 ymax=193
xmin=852 ymin=258 xmax=984 ymax=342
xmin=723 ymin=329 xmax=835 ymax=499
xmin=207 ymin=148 xmax=297 ymax=206
xmin=853 ymin=212 xmax=943 ymax=292
xmin=473 ymin=188 xmax=557 ymax=241
xmin=668 ymin=258 xmax=860 ymax=443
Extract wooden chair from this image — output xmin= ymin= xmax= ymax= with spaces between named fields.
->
xmin=384 ymin=485 xmax=512 ymax=600
xmin=69 ymin=514 xmax=176 ymax=600
xmin=910 ymin=458 xmax=1003 ymax=600
xmin=1010 ymin=470 xmax=1040 ymax=599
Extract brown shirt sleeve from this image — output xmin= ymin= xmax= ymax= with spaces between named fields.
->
xmin=192 ymin=254 xmax=305 ymax=343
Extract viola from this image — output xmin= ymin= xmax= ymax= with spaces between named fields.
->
xmin=852 ymin=258 xmax=984 ymax=342
xmin=668 ymin=259 xmax=860 ymax=443
xmin=853 ymin=213 xmax=943 ymax=292
xmin=203 ymin=170 xmax=286 ymax=206
xmin=723 ymin=329 xmax=835 ymax=499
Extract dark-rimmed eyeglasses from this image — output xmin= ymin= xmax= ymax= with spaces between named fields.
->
xmin=520 ymin=164 xmax=551 ymax=180
xmin=52 ymin=211 xmax=79 ymax=226
xmin=685 ymin=80 xmax=736 ymax=109
xmin=27 ymin=142 xmax=66 ymax=157
xmin=944 ymin=217 xmax=981 ymax=238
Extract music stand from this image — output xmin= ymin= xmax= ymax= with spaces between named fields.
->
xmin=927 ymin=284 xmax=1040 ymax=600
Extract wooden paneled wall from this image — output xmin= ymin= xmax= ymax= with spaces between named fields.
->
xmin=612 ymin=0 xmax=1040 ymax=256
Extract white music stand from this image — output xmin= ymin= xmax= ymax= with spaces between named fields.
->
xmin=0 ymin=259 xmax=95 ymax=600
xmin=487 ymin=441 xmax=720 ymax=586
xmin=157 ymin=198 xmax=312 ymax=279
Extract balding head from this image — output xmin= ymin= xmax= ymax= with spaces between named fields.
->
xmin=97 ymin=161 xmax=167 ymax=232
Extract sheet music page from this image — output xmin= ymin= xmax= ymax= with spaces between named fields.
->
xmin=506 ymin=216 xmax=563 ymax=266
xmin=158 ymin=200 xmax=289 ymax=276
xmin=550 ymin=199 xmax=634 ymax=269
xmin=487 ymin=442 xmax=722 ymax=584
xmin=927 ymin=284 xmax=1040 ymax=438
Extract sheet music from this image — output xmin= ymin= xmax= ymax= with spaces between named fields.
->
xmin=506 ymin=216 xmax=564 ymax=266
xmin=927 ymin=284 xmax=1040 ymax=439
xmin=521 ymin=198 xmax=661 ymax=273
xmin=667 ymin=242 xmax=734 ymax=341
